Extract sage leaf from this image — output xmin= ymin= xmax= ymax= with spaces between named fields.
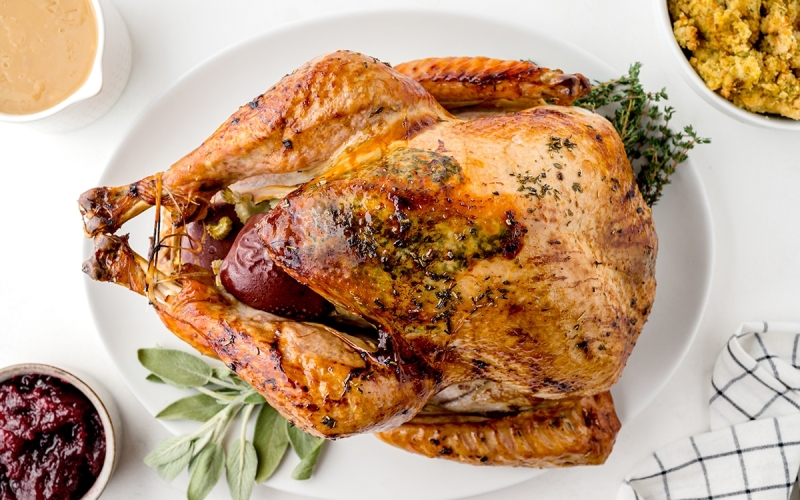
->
xmin=144 ymin=435 xmax=193 ymax=467
xmin=226 ymin=439 xmax=258 ymax=500
xmin=211 ymin=367 xmax=233 ymax=382
xmin=253 ymin=405 xmax=289 ymax=482
xmin=156 ymin=393 xmax=226 ymax=422
xmin=290 ymin=440 xmax=323 ymax=480
xmin=156 ymin=441 xmax=194 ymax=482
xmin=189 ymin=427 xmax=217 ymax=472
xmin=288 ymin=424 xmax=324 ymax=459
xmin=146 ymin=373 xmax=165 ymax=384
xmin=243 ymin=392 xmax=266 ymax=405
xmin=138 ymin=348 xmax=211 ymax=389
xmin=188 ymin=442 xmax=225 ymax=500
xmin=214 ymin=388 xmax=241 ymax=398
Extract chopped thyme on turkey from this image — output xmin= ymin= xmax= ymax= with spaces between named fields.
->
xmin=264 ymin=148 xmax=528 ymax=346
xmin=512 ymin=170 xmax=562 ymax=200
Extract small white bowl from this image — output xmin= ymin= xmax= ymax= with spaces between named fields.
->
xmin=0 ymin=0 xmax=132 ymax=132
xmin=0 ymin=363 xmax=120 ymax=500
xmin=654 ymin=0 xmax=800 ymax=130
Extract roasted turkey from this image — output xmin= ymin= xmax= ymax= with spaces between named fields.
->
xmin=80 ymin=51 xmax=656 ymax=467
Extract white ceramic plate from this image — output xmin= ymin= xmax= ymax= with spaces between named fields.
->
xmin=84 ymin=10 xmax=714 ymax=500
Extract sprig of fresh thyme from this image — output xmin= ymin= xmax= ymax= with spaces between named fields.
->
xmin=138 ymin=347 xmax=324 ymax=500
xmin=574 ymin=63 xmax=710 ymax=206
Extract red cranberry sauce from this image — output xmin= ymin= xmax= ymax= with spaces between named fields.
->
xmin=0 ymin=374 xmax=106 ymax=500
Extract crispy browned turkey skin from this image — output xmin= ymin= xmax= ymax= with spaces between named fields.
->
xmin=79 ymin=51 xmax=657 ymax=467
xmin=375 ymin=391 xmax=620 ymax=467
xmin=394 ymin=56 xmax=591 ymax=111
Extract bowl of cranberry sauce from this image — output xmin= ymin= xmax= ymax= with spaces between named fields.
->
xmin=0 ymin=364 xmax=118 ymax=500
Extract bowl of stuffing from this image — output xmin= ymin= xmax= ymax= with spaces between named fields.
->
xmin=656 ymin=0 xmax=800 ymax=130
xmin=0 ymin=363 xmax=120 ymax=500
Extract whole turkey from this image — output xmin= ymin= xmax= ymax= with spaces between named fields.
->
xmin=80 ymin=51 xmax=657 ymax=467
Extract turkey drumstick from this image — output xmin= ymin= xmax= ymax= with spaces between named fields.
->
xmin=83 ymin=233 xmax=439 ymax=438
xmin=79 ymin=51 xmax=591 ymax=237
xmin=79 ymin=51 xmax=449 ymax=236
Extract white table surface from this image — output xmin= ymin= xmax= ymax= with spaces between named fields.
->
xmin=1 ymin=1 xmax=798 ymax=499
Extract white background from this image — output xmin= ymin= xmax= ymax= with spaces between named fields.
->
xmin=1 ymin=1 xmax=798 ymax=499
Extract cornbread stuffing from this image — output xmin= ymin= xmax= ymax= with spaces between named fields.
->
xmin=668 ymin=0 xmax=800 ymax=119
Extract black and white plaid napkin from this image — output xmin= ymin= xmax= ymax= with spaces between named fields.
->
xmin=618 ymin=322 xmax=800 ymax=500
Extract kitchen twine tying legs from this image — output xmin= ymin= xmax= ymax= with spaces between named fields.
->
xmin=618 ymin=322 xmax=800 ymax=500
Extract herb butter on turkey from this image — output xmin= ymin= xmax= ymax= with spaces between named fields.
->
xmin=669 ymin=0 xmax=800 ymax=119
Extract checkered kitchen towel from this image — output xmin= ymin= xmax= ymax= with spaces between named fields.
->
xmin=618 ymin=322 xmax=800 ymax=500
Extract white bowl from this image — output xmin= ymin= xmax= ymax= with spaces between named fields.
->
xmin=0 ymin=363 xmax=120 ymax=500
xmin=0 ymin=0 xmax=132 ymax=132
xmin=654 ymin=0 xmax=800 ymax=130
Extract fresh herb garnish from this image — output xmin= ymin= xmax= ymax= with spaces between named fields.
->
xmin=574 ymin=62 xmax=710 ymax=206
xmin=138 ymin=347 xmax=324 ymax=500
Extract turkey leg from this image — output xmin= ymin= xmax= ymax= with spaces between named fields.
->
xmin=79 ymin=50 xmax=450 ymax=236
xmin=83 ymin=233 xmax=440 ymax=438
